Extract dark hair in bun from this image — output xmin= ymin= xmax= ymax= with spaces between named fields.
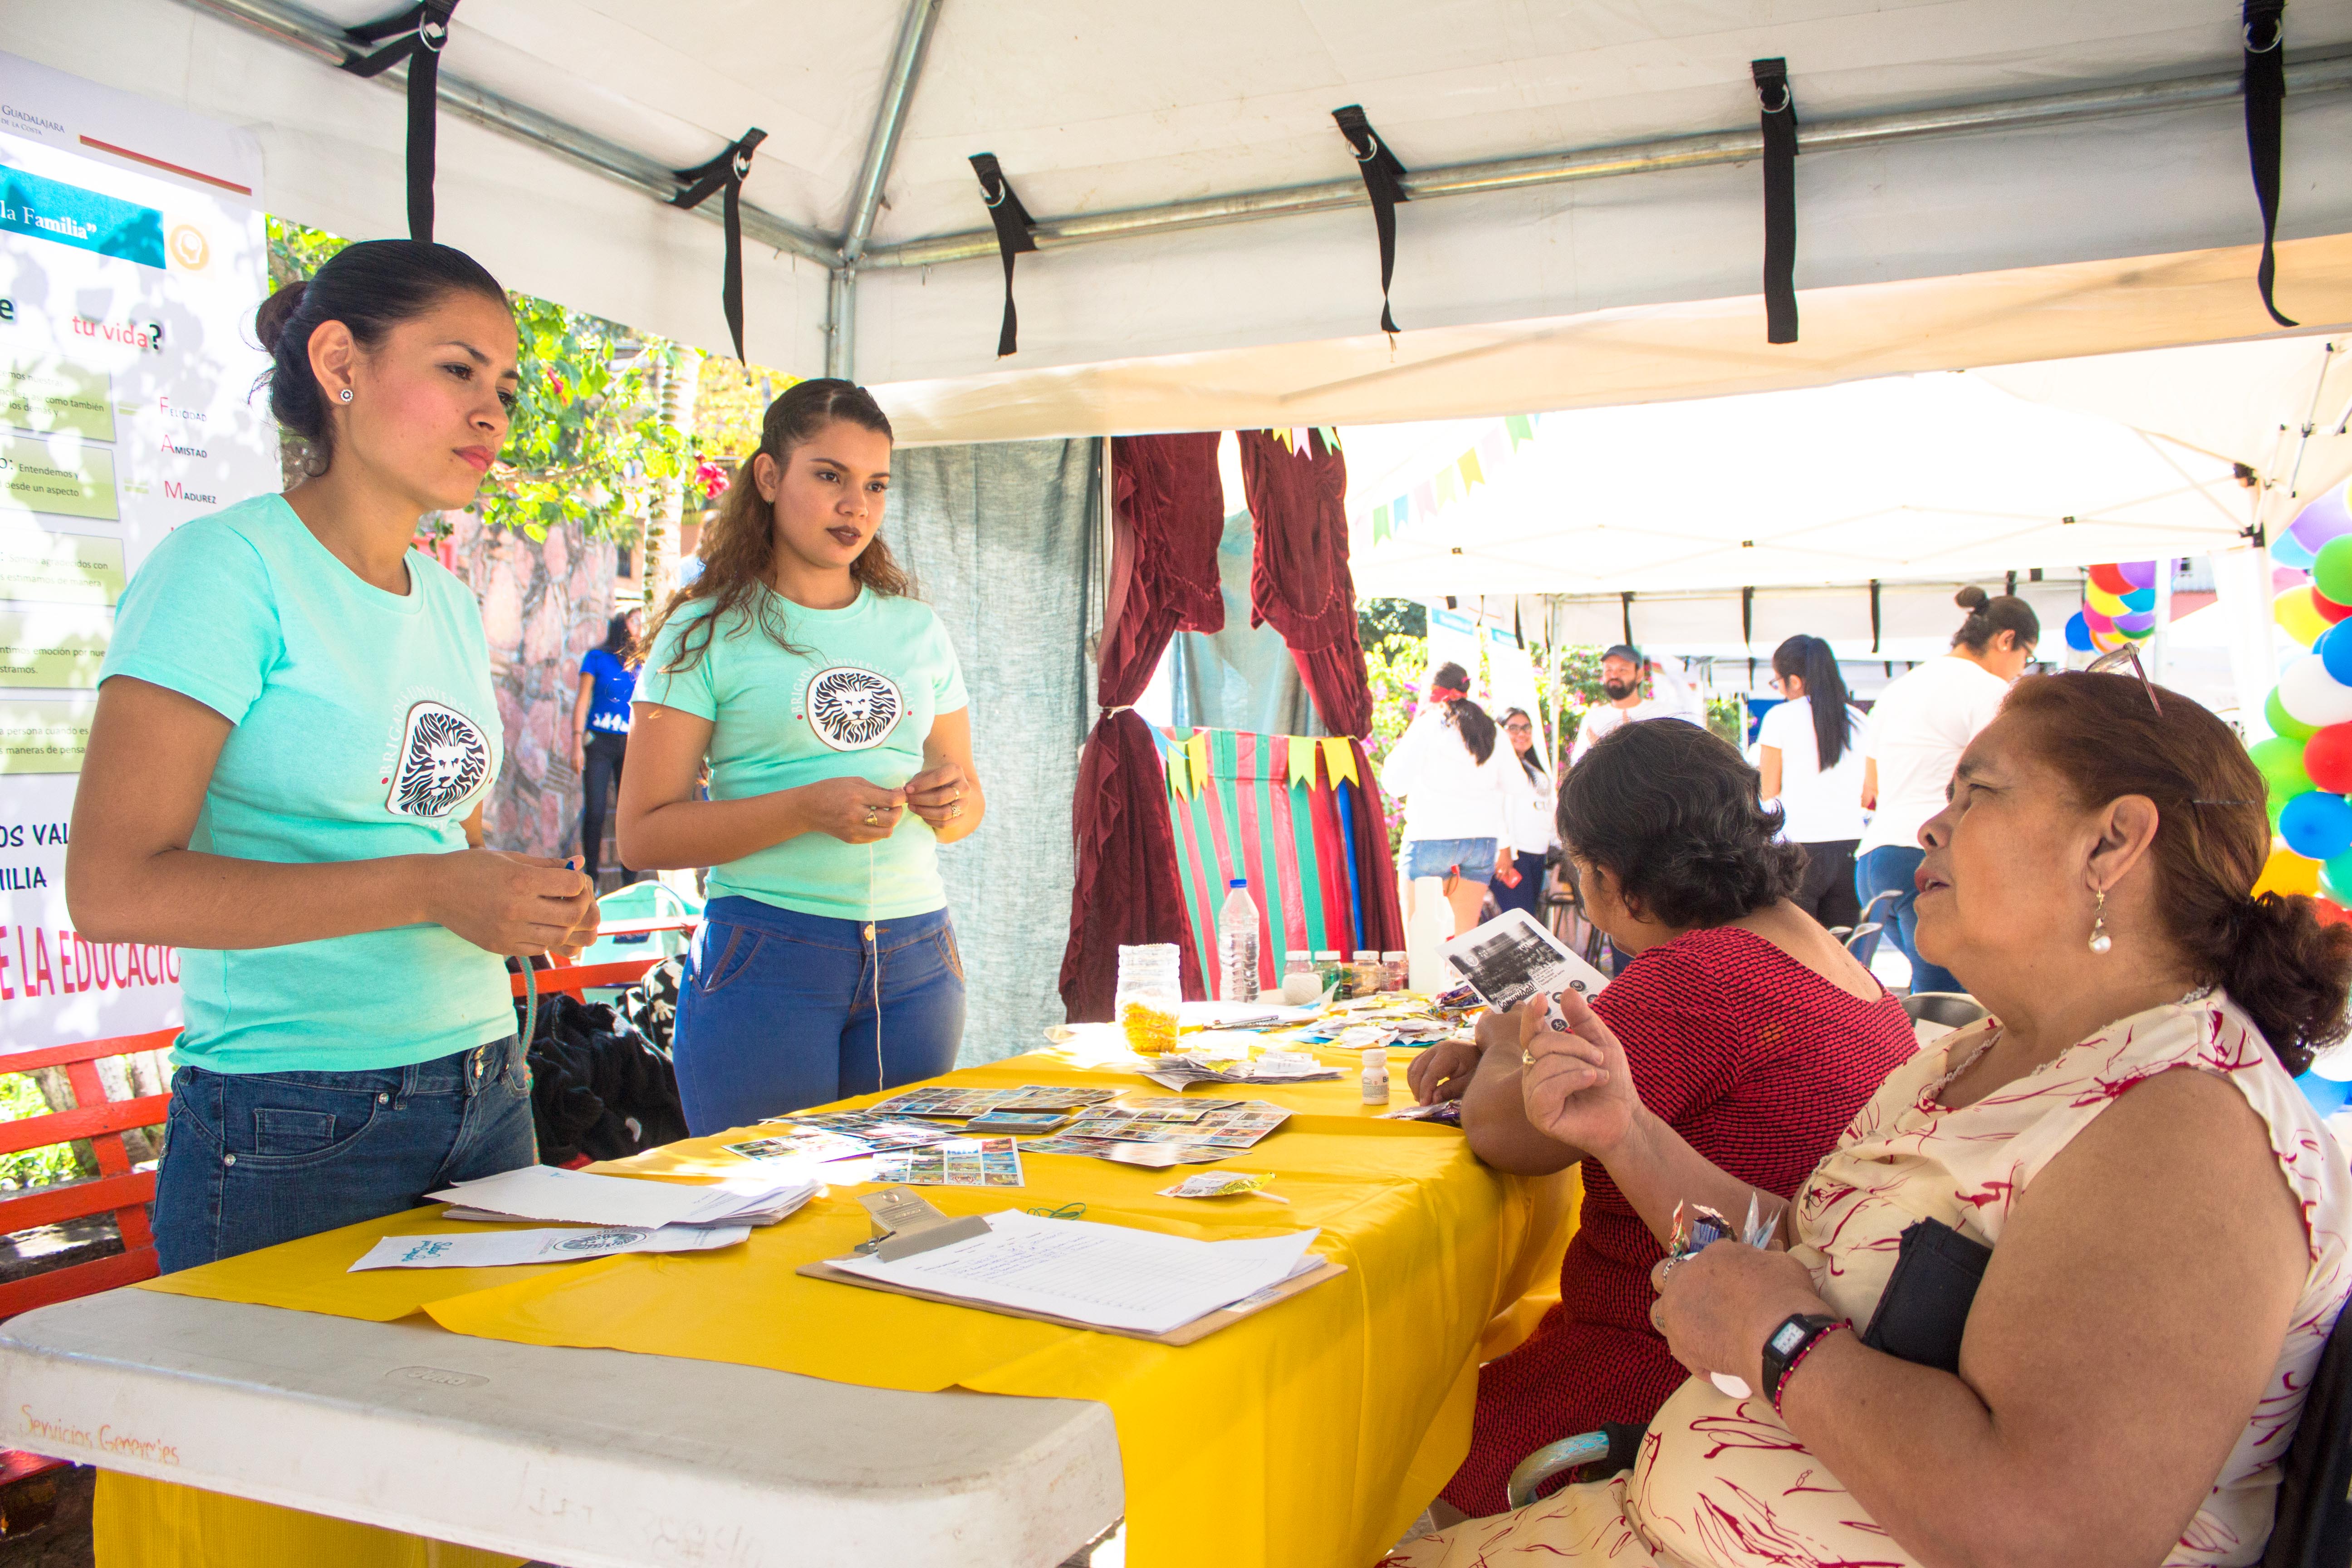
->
xmin=1951 ymin=584 xmax=2041 ymax=655
xmin=255 ymin=239 xmax=508 ymax=475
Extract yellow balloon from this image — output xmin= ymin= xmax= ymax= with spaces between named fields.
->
xmin=2255 ymin=845 xmax=2323 ymax=899
xmin=2085 ymin=585 xmax=2131 ymax=617
xmin=2276 ymin=585 xmax=2331 ymax=649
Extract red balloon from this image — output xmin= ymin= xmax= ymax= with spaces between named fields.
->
xmin=2318 ymin=591 xmax=2352 ymax=625
xmin=2307 ymin=725 xmax=2352 ymax=793
xmin=2088 ymin=563 xmax=2136 ymax=596
xmin=2316 ymin=898 xmax=2352 ymax=928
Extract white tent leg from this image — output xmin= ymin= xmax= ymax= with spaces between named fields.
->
xmin=2213 ymin=544 xmax=2280 ymax=740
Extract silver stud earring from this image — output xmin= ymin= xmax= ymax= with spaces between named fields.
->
xmin=338 ymin=387 xmax=353 ymax=403
xmin=2088 ymin=888 xmax=2112 ymax=955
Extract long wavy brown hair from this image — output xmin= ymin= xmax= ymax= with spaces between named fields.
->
xmin=639 ymin=378 xmax=913 ymax=675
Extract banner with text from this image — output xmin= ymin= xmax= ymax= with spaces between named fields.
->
xmin=0 ymin=53 xmax=273 ymax=1049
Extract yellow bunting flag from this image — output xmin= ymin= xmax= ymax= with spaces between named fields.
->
xmin=1321 ymin=736 xmax=1360 ymax=789
xmin=1435 ymin=465 xmax=1461 ymax=508
xmin=1286 ymin=736 xmax=1319 ymax=789
xmin=1165 ymin=743 xmax=1192 ymax=799
xmin=1186 ymin=730 xmax=1213 ymax=791
xmin=1459 ymin=447 xmax=1485 ymax=489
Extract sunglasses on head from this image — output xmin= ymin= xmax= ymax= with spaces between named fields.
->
xmin=2084 ymin=643 xmax=2161 ymax=716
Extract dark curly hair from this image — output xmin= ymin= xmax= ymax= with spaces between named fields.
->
xmin=1557 ymin=718 xmax=1805 ymax=928
xmin=2002 ymin=671 xmax=2352 ymax=1072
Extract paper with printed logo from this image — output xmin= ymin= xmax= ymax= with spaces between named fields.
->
xmin=348 ymin=1224 xmax=750 ymax=1270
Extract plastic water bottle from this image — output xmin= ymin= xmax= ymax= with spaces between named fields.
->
xmin=1217 ymin=878 xmax=1261 ymax=1004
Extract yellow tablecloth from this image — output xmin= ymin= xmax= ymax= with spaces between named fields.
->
xmin=107 ymin=1049 xmax=1575 ymax=1568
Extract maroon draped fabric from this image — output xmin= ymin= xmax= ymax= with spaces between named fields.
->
xmin=1237 ymin=429 xmax=1373 ymax=740
xmin=1238 ymin=430 xmax=1403 ymax=951
xmin=1058 ymin=433 xmax=1225 ymax=1022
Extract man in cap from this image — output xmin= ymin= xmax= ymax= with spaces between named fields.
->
xmin=1567 ymin=644 xmax=1703 ymax=764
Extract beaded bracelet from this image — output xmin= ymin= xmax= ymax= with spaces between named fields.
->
xmin=1768 ymin=1319 xmax=1851 ymax=1415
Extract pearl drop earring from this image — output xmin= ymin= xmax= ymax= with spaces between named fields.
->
xmin=2088 ymin=888 xmax=2112 ymax=955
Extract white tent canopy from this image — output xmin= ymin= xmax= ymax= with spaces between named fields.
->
xmin=12 ymin=0 xmax=2352 ymax=439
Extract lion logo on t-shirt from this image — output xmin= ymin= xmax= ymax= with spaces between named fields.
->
xmin=387 ymin=700 xmax=492 ymax=818
xmin=805 ymin=666 xmax=903 ymax=752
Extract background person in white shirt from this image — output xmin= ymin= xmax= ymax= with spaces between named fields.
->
xmin=1854 ymin=587 xmax=2040 ymax=993
xmin=1569 ymin=644 xmax=1704 ymax=764
xmin=1757 ymin=634 xmax=1870 ymax=930
xmin=1382 ymin=661 xmax=1521 ymax=935
xmin=1492 ymin=706 xmax=1557 ymax=921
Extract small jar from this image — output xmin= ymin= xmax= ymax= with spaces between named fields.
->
xmin=1314 ymin=950 xmax=1344 ymax=998
xmin=1280 ymin=950 xmax=1322 ymax=1005
xmin=1352 ymin=950 xmax=1385 ymax=995
xmin=1382 ymin=951 xmax=1407 ymax=992
xmin=1113 ymin=943 xmax=1181 ymax=1055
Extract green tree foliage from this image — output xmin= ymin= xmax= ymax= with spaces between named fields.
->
xmin=264 ymin=217 xmax=687 ymax=544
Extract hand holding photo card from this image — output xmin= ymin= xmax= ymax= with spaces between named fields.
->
xmin=1442 ymin=908 xmax=1611 ymax=1014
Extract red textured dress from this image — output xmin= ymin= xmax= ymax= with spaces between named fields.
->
xmin=1439 ymin=925 xmax=1920 ymax=1517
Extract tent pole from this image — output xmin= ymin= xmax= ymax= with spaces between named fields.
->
xmin=175 ymin=0 xmax=840 ymax=265
xmin=824 ymin=0 xmax=943 ymax=383
xmin=862 ymin=50 xmax=2352 ymax=270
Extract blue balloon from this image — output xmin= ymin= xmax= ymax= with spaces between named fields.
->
xmin=2281 ymin=789 xmax=2352 ymax=861
xmin=2064 ymin=611 xmax=2094 ymax=652
xmin=2120 ymin=586 xmax=2157 ymax=613
xmin=2276 ymin=531 xmax=2320 ymax=570
xmin=2324 ymin=622 xmax=2352 ymax=688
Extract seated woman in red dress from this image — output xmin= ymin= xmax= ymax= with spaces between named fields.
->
xmin=1406 ymin=717 xmax=1918 ymax=1519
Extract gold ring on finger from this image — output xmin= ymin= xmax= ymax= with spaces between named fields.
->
xmin=1521 ymin=1049 xmax=1534 ymax=1066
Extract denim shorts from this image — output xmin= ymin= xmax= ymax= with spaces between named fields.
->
xmin=149 ymin=1035 xmax=535 ymax=1273
xmin=1402 ymin=837 xmax=1501 ymax=883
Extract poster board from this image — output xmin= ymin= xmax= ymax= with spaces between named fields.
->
xmin=0 ymin=53 xmax=274 ymax=1049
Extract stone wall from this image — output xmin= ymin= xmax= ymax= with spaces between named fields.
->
xmin=445 ymin=514 xmax=618 ymax=860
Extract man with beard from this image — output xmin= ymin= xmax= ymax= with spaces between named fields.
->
xmin=1568 ymin=644 xmax=1703 ymax=764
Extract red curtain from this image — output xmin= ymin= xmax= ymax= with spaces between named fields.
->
xmin=1058 ymin=433 xmax=1226 ymax=1021
xmin=1238 ymin=429 xmax=1404 ymax=952
xmin=1237 ymin=429 xmax=1374 ymax=740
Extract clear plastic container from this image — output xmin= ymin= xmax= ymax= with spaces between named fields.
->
xmin=1218 ymin=879 xmax=1262 ymax=1004
xmin=1352 ymin=949 xmax=1385 ymax=995
xmin=1114 ymin=944 xmax=1182 ymax=1056
xmin=1382 ymin=950 xmax=1407 ymax=992
xmin=1314 ymin=949 xmax=1344 ymax=998
xmin=1280 ymin=950 xmax=1322 ymax=1005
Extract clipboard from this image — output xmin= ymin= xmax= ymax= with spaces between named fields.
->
xmin=795 ymin=1256 xmax=1348 ymax=1346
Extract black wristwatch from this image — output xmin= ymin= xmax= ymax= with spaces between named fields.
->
xmin=1759 ymin=1313 xmax=1846 ymax=1410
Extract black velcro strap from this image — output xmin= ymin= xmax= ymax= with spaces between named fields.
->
xmin=1332 ymin=105 xmax=1409 ymax=334
xmin=969 ymin=154 xmax=1037 ymax=358
xmin=2244 ymin=1 xmax=2298 ymax=328
xmin=340 ymin=0 xmax=459 ymax=243
xmin=1752 ymin=58 xmax=1798 ymax=345
xmin=671 ymin=128 xmax=769 ymax=363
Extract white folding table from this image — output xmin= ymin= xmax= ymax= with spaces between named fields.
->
xmin=0 ymin=1287 xmax=1124 ymax=1568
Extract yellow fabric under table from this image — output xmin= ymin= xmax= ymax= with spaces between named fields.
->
xmin=106 ymin=1049 xmax=1575 ymax=1568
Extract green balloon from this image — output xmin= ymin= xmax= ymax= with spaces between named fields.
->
xmin=2253 ymin=735 xmax=2314 ymax=794
xmin=2318 ymin=536 xmax=2352 ymax=606
xmin=2272 ymin=688 xmax=2321 ymax=740
xmin=2326 ymin=852 xmax=2352 ymax=905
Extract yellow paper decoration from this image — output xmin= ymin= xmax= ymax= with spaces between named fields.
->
xmin=1320 ymin=736 xmax=1360 ymax=788
xmin=1435 ymin=466 xmax=1461 ymax=508
xmin=1186 ymin=730 xmax=1212 ymax=790
xmin=1165 ymin=744 xmax=1192 ymax=799
xmin=1458 ymin=448 xmax=1485 ymax=489
xmin=1286 ymin=736 xmax=1319 ymax=790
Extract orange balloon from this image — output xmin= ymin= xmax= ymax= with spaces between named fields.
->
xmin=2256 ymin=845 xmax=2323 ymax=899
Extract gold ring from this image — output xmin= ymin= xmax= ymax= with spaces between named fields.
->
xmin=864 ymin=809 xmax=878 ymax=826
xmin=1521 ymin=1049 xmax=1534 ymax=1067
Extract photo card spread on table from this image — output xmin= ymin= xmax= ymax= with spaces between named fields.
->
xmin=1441 ymin=907 xmax=1612 ymax=1013
xmin=869 ymin=1136 xmax=1026 ymax=1188
xmin=873 ymin=1086 xmax=1121 ymax=1119
xmin=723 ymin=1128 xmax=876 ymax=1164
xmin=770 ymin=1112 xmax=962 ymax=1152
xmin=1022 ymin=1136 xmax=1235 ymax=1167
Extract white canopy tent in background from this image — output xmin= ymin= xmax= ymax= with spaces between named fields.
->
xmin=8 ymin=0 xmax=2352 ymax=439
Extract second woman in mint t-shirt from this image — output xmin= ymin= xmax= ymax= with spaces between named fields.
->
xmin=621 ymin=379 xmax=985 ymax=1132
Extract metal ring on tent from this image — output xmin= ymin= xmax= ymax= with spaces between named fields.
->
xmin=420 ymin=18 xmax=446 ymax=50
xmin=982 ymin=179 xmax=1008 ymax=209
xmin=1355 ymin=135 xmax=1383 ymax=164
xmin=2245 ymin=17 xmax=2284 ymax=50
xmin=1758 ymin=83 xmax=1792 ymax=113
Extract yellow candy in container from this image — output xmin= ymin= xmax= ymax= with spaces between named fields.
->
xmin=1114 ymin=943 xmax=1182 ymax=1056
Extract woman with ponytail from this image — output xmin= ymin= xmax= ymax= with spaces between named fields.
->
xmin=617 ymin=379 xmax=982 ymax=1132
xmin=1758 ymin=635 xmax=1869 ymax=929
xmin=67 ymin=240 xmax=598 ymax=1271
xmin=1401 ymin=716 xmax=1917 ymax=1520
xmin=1395 ymin=670 xmax=2352 ymax=1568
xmin=1854 ymin=585 xmax=2038 ymax=994
xmin=1381 ymin=662 xmax=1524 ymax=935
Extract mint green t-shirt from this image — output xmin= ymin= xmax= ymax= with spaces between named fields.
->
xmin=636 ymin=587 xmax=969 ymax=921
xmin=98 ymin=495 xmax=512 ymax=1075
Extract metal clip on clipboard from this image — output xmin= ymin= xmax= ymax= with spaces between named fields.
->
xmin=853 ymin=1187 xmax=992 ymax=1262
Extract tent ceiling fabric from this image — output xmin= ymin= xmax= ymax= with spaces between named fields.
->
xmin=11 ymin=0 xmax=2352 ymax=412
xmin=1340 ymin=371 xmax=2270 ymax=597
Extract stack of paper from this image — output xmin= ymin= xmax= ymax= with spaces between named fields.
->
xmin=826 ymin=1210 xmax=1322 ymax=1335
xmin=431 ymin=1166 xmax=819 ymax=1230
xmin=1140 ymin=1052 xmax=1342 ymax=1091
xmin=766 ymin=1112 xmax=961 ymax=1152
xmin=350 ymin=1224 xmax=750 ymax=1271
xmin=723 ymin=1128 xmax=875 ymax=1165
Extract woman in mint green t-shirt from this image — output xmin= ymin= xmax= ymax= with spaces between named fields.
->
xmin=67 ymin=240 xmax=598 ymax=1272
xmin=621 ymin=379 xmax=985 ymax=1132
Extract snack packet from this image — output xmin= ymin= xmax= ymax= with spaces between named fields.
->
xmin=1156 ymin=1171 xmax=1287 ymax=1201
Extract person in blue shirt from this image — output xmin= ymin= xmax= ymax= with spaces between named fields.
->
xmin=619 ymin=379 xmax=984 ymax=1132
xmin=572 ymin=609 xmax=640 ymax=884
xmin=66 ymin=240 xmax=598 ymax=1271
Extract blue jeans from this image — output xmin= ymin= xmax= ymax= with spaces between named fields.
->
xmin=1404 ymin=837 xmax=1500 ymax=883
xmin=1855 ymin=846 xmax=1964 ymax=994
xmin=1491 ymin=850 xmax=1546 ymax=919
xmin=672 ymin=897 xmax=966 ymax=1135
xmin=152 ymin=1036 xmax=535 ymax=1274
